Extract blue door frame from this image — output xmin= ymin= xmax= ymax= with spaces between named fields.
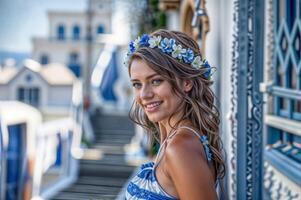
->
xmin=0 ymin=121 xmax=3 ymax=200
xmin=6 ymin=124 xmax=25 ymax=200
xmin=230 ymin=0 xmax=265 ymax=199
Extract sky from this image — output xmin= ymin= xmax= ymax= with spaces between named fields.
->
xmin=0 ymin=0 xmax=87 ymax=53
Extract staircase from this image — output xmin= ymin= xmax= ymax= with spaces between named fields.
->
xmin=52 ymin=112 xmax=136 ymax=200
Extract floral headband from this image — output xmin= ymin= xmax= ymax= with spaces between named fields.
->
xmin=127 ymin=34 xmax=212 ymax=78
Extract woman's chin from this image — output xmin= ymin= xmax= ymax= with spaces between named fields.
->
xmin=145 ymin=114 xmax=161 ymax=123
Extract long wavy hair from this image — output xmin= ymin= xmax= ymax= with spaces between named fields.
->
xmin=127 ymin=29 xmax=225 ymax=180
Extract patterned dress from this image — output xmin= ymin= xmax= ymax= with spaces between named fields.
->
xmin=125 ymin=126 xmax=213 ymax=200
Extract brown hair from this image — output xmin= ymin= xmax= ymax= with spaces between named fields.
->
xmin=128 ymin=29 xmax=225 ymax=180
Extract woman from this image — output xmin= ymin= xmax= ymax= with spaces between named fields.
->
xmin=125 ymin=29 xmax=225 ymax=199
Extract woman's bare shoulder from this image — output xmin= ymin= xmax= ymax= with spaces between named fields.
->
xmin=165 ymin=128 xmax=208 ymax=163
xmin=163 ymin=128 xmax=217 ymax=199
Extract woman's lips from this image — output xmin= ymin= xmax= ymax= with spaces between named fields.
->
xmin=144 ymin=101 xmax=162 ymax=112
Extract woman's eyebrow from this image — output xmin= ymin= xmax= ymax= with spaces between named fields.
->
xmin=130 ymin=73 xmax=159 ymax=82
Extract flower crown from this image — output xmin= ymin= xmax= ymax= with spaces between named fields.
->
xmin=127 ymin=34 xmax=211 ymax=78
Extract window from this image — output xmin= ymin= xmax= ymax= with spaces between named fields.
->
xmin=72 ymin=25 xmax=80 ymax=40
xmin=97 ymin=25 xmax=105 ymax=34
xmin=69 ymin=52 xmax=79 ymax=64
xmin=265 ymin=0 xmax=301 ymax=186
xmin=40 ymin=54 xmax=49 ymax=65
xmin=68 ymin=52 xmax=81 ymax=77
xmin=17 ymin=87 xmax=40 ymax=107
xmin=57 ymin=24 xmax=65 ymax=40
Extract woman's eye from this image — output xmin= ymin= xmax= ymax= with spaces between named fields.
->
xmin=152 ymin=79 xmax=162 ymax=86
xmin=132 ymin=82 xmax=141 ymax=89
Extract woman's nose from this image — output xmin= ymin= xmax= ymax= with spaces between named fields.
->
xmin=140 ymin=85 xmax=153 ymax=99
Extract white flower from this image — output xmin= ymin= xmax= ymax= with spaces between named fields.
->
xmin=172 ymin=44 xmax=186 ymax=59
xmin=133 ymin=37 xmax=140 ymax=49
xmin=148 ymin=35 xmax=162 ymax=48
xmin=191 ymin=56 xmax=202 ymax=69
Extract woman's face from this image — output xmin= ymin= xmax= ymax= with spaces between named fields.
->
xmin=130 ymin=59 xmax=183 ymax=124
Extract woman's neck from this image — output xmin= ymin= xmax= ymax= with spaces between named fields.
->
xmin=158 ymin=119 xmax=194 ymax=143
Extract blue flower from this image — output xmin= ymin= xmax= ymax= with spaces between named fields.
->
xmin=127 ymin=34 xmax=212 ymax=79
xmin=182 ymin=48 xmax=194 ymax=63
xmin=202 ymin=60 xmax=211 ymax=78
xmin=129 ymin=41 xmax=136 ymax=53
xmin=159 ymin=38 xmax=175 ymax=53
xmin=139 ymin=34 xmax=150 ymax=46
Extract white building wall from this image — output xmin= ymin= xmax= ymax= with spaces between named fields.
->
xmin=48 ymin=86 xmax=73 ymax=107
xmin=92 ymin=12 xmax=112 ymax=35
xmin=32 ymin=39 xmax=86 ymax=65
xmin=206 ymin=0 xmax=234 ymax=196
xmin=0 ymin=86 xmax=8 ymax=99
xmin=48 ymin=12 xmax=87 ymax=40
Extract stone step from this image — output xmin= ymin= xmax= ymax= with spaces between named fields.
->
xmin=52 ymin=191 xmax=116 ymax=200
xmin=94 ymin=129 xmax=134 ymax=135
xmin=93 ymin=141 xmax=130 ymax=147
xmin=79 ymin=163 xmax=134 ymax=178
xmin=91 ymin=116 xmax=134 ymax=131
xmin=80 ymin=154 xmax=126 ymax=165
xmin=95 ymin=133 xmax=133 ymax=141
xmin=89 ymin=145 xmax=125 ymax=154
xmin=53 ymin=112 xmax=135 ymax=199
xmin=76 ymin=176 xmax=126 ymax=187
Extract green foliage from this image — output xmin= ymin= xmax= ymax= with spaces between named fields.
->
xmin=139 ymin=0 xmax=166 ymax=34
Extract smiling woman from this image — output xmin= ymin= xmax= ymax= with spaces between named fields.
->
xmin=124 ymin=29 xmax=225 ymax=200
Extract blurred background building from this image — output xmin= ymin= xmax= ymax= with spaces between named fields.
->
xmin=0 ymin=0 xmax=300 ymax=199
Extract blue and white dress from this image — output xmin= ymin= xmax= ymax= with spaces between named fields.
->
xmin=125 ymin=126 xmax=213 ymax=200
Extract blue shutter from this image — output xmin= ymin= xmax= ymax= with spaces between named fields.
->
xmin=6 ymin=124 xmax=23 ymax=200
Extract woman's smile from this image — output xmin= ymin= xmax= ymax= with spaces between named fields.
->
xmin=144 ymin=101 xmax=163 ymax=112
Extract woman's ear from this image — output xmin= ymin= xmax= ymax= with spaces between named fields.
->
xmin=183 ymin=79 xmax=193 ymax=92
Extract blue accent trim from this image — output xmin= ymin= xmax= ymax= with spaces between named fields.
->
xmin=55 ymin=134 xmax=62 ymax=166
xmin=265 ymin=148 xmax=301 ymax=186
xmin=279 ymin=109 xmax=289 ymax=118
xmin=126 ymin=182 xmax=176 ymax=200
xmin=72 ymin=25 xmax=80 ymax=40
xmin=0 ymin=121 xmax=2 ymax=192
xmin=97 ymin=25 xmax=105 ymax=34
xmin=6 ymin=124 xmax=23 ymax=200
xmin=266 ymin=126 xmax=281 ymax=145
xmin=292 ymin=112 xmax=301 ymax=120
xmin=57 ymin=25 xmax=65 ymax=40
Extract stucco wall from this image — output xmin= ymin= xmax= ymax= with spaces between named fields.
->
xmin=48 ymin=85 xmax=73 ymax=107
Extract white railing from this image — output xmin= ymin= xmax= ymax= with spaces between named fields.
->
xmin=31 ymin=81 xmax=84 ymax=200
xmin=31 ymin=118 xmax=79 ymax=200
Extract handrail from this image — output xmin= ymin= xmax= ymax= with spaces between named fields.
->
xmin=31 ymin=81 xmax=83 ymax=199
xmin=31 ymin=117 xmax=78 ymax=199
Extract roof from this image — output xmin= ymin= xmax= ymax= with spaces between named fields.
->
xmin=0 ymin=66 xmax=18 ymax=84
xmin=0 ymin=59 xmax=76 ymax=86
xmin=40 ymin=63 xmax=76 ymax=85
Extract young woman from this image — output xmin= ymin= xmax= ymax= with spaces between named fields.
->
xmin=125 ymin=29 xmax=225 ymax=200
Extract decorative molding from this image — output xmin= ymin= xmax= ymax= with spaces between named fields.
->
xmin=229 ymin=0 xmax=239 ymax=198
xmin=264 ymin=161 xmax=300 ymax=200
xmin=230 ymin=0 xmax=264 ymax=199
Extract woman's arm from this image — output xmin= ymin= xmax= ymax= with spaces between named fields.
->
xmin=165 ymin=131 xmax=217 ymax=200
